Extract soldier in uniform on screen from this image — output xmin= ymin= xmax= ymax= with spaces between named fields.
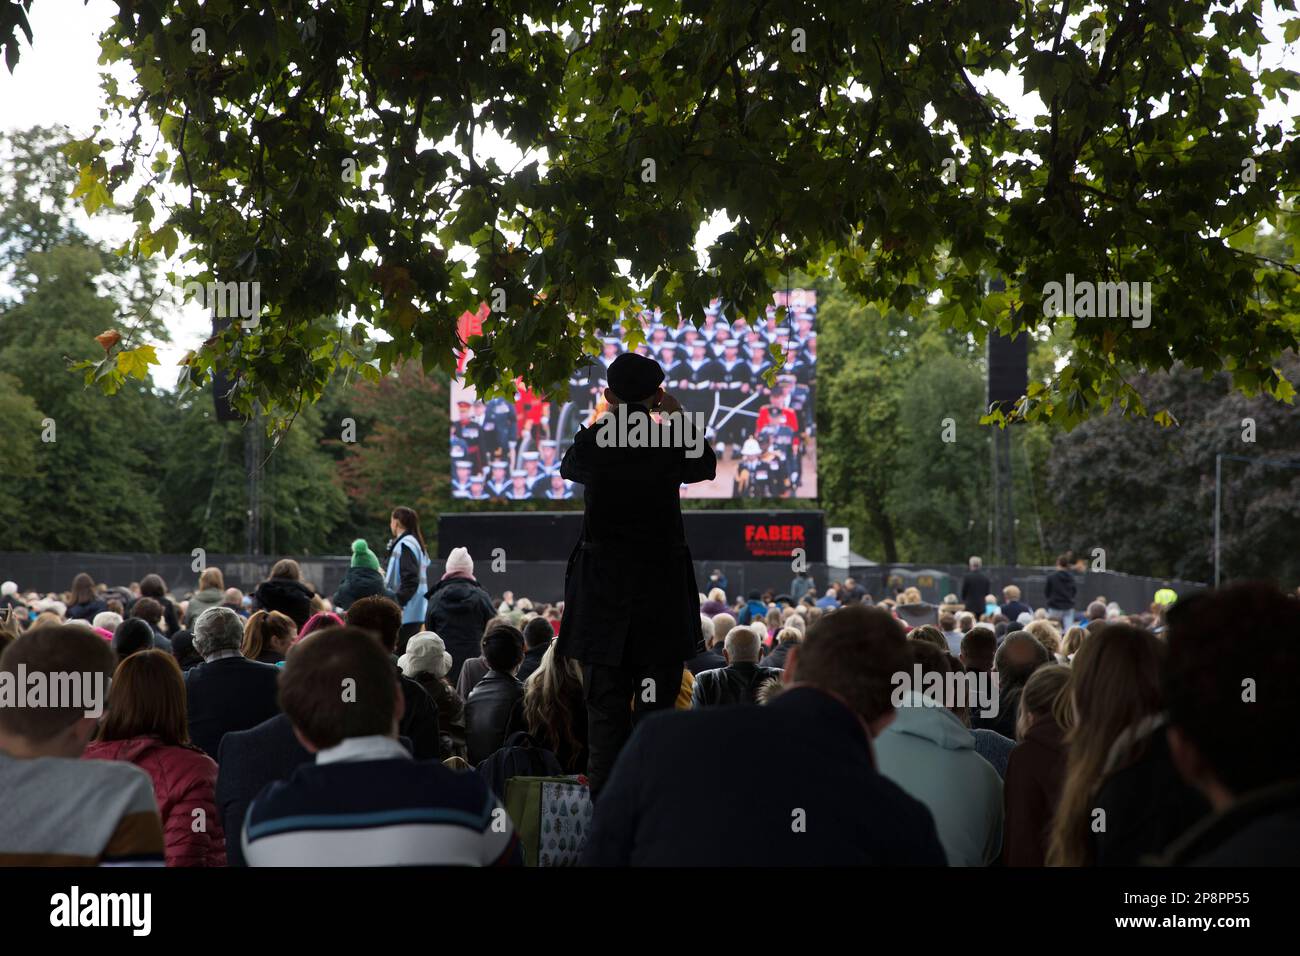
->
xmin=544 ymin=472 xmax=574 ymax=500
xmin=648 ymin=325 xmax=672 ymax=354
xmin=486 ymin=459 xmax=510 ymax=498
xmin=658 ymin=343 xmax=687 ymax=385
xmin=799 ymin=332 xmax=817 ymax=371
xmin=714 ymin=339 xmax=748 ymax=455
xmin=520 ymin=451 xmax=546 ymax=494
xmin=480 ymin=395 xmax=517 ymax=466
xmin=757 ymin=408 xmax=800 ymax=496
xmin=537 ymin=440 xmax=562 ymax=477
xmin=466 ymin=472 xmax=490 ymax=501
xmin=452 ymin=400 xmax=486 ymax=471
xmin=745 ymin=341 xmax=774 ymax=380
xmin=451 ymin=459 xmax=474 ymax=498
xmin=506 ymin=470 xmax=535 ymax=500
xmin=708 ymin=323 xmax=732 ymax=358
xmin=599 ymin=336 xmax=622 ymax=371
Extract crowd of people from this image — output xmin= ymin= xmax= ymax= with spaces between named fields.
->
xmin=1 ymin=527 xmax=1296 ymax=867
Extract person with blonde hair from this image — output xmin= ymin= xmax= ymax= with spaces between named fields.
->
xmin=1061 ymin=625 xmax=1086 ymax=660
xmin=1000 ymin=584 xmax=1032 ymax=621
xmin=1002 ymin=664 xmax=1071 ymax=866
xmin=1025 ymin=619 xmax=1063 ymax=661
xmin=759 ymin=625 xmax=801 ymax=670
xmin=187 ymin=567 xmax=226 ymax=627
xmin=700 ymin=588 xmax=728 ymax=617
xmin=1046 ymin=626 xmax=1208 ymax=866
xmin=241 ymin=609 xmax=296 ymax=665
xmin=506 ymin=642 xmax=587 ymax=773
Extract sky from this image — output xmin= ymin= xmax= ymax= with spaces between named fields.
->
xmin=1 ymin=1 xmax=1297 ymax=389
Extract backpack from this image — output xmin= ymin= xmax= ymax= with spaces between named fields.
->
xmin=475 ymin=731 xmax=564 ymax=801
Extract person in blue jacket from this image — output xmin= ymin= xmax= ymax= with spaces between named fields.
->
xmin=384 ymin=507 xmax=429 ymax=650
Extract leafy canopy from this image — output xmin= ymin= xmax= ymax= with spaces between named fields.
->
xmin=29 ymin=0 xmax=1300 ymax=428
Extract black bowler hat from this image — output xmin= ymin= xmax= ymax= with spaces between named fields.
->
xmin=607 ymin=352 xmax=664 ymax=403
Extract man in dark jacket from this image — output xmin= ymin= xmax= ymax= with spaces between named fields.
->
xmin=516 ymin=616 xmax=553 ymax=684
xmin=345 ymin=596 xmax=443 ymax=760
xmin=691 ymin=625 xmax=783 ymax=707
xmin=424 ymin=553 xmax=496 ymax=684
xmin=959 ymin=556 xmax=991 ymax=615
xmin=1043 ymin=554 xmax=1078 ymax=628
xmin=185 ymin=608 xmax=282 ymax=758
xmin=583 ymin=605 xmax=947 ymax=865
xmin=1156 ymin=582 xmax=1300 ymax=865
xmin=685 ymin=615 xmax=726 ymax=675
xmin=465 ymin=626 xmax=527 ymax=765
xmin=557 ymin=352 xmax=716 ymax=795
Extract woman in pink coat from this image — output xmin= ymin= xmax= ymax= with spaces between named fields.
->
xmin=84 ymin=649 xmax=226 ymax=866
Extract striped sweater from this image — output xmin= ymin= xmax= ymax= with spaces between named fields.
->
xmin=0 ymin=752 xmax=165 ymax=866
xmin=242 ymin=735 xmax=521 ymax=866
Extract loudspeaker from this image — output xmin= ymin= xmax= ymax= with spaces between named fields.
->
xmin=987 ymin=331 xmax=1029 ymax=414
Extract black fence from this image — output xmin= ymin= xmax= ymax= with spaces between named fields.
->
xmin=845 ymin=564 xmax=1207 ymax=616
xmin=0 ymin=552 xmax=1205 ymax=612
xmin=0 ymin=553 xmax=354 ymax=601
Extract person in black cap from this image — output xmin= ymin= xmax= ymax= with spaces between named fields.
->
xmin=557 ymin=350 xmax=717 ymax=796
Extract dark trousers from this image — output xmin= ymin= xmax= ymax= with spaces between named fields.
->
xmin=582 ymin=661 xmax=682 ymax=797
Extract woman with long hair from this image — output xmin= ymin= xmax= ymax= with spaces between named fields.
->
xmin=386 ymin=506 xmax=430 ymax=648
xmin=67 ymin=573 xmax=107 ymax=622
xmin=1047 ymin=625 xmax=1208 ymax=866
xmin=83 ymin=650 xmax=225 ymax=866
xmin=1003 ymin=664 xmax=1071 ymax=866
xmin=241 ymin=609 xmax=296 ymax=664
xmin=506 ymin=641 xmax=587 ymax=773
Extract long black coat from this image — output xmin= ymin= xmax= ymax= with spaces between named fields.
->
xmin=557 ymin=405 xmax=716 ymax=669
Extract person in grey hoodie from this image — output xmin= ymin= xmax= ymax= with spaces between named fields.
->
xmin=873 ymin=642 xmax=1004 ymax=866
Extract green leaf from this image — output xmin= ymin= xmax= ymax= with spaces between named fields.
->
xmin=115 ymin=345 xmax=159 ymax=380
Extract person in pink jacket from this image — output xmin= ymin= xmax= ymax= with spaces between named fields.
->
xmin=84 ymin=649 xmax=226 ymax=866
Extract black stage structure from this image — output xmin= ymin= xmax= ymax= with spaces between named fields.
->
xmin=436 ymin=510 xmax=827 ymax=602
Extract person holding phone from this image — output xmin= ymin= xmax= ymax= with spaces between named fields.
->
xmin=557 ymin=351 xmax=717 ymax=795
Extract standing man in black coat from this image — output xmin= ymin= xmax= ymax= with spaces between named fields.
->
xmin=558 ymin=352 xmax=716 ymax=795
xmin=959 ymin=556 xmax=991 ymax=615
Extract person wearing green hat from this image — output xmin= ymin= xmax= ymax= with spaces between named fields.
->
xmin=331 ymin=539 xmax=396 ymax=613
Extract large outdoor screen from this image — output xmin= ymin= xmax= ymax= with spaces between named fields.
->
xmin=450 ymin=290 xmax=818 ymax=499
